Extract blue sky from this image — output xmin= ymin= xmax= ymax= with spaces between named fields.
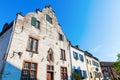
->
xmin=0 ymin=0 xmax=120 ymax=61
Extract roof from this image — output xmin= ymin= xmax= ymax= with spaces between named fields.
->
xmin=70 ymin=44 xmax=84 ymax=52
xmin=70 ymin=44 xmax=99 ymax=61
xmin=100 ymin=62 xmax=114 ymax=67
xmin=0 ymin=21 xmax=13 ymax=37
xmin=84 ymin=51 xmax=99 ymax=61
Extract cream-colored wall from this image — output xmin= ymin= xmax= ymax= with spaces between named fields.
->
xmin=2 ymin=7 xmax=71 ymax=80
xmin=85 ymin=55 xmax=103 ymax=80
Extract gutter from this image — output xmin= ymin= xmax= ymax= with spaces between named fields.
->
xmin=68 ymin=42 xmax=73 ymax=80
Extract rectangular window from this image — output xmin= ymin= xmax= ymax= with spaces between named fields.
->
xmin=31 ymin=17 xmax=40 ymax=28
xmin=92 ymin=60 xmax=99 ymax=67
xmin=60 ymin=49 xmax=66 ymax=60
xmin=27 ymin=37 xmax=38 ymax=53
xmin=59 ymin=33 xmax=64 ymax=41
xmin=86 ymin=59 xmax=89 ymax=64
xmin=83 ymin=70 xmax=87 ymax=78
xmin=21 ymin=61 xmax=37 ymax=80
xmin=79 ymin=54 xmax=84 ymax=62
xmin=61 ymin=67 xmax=68 ymax=80
xmin=46 ymin=14 xmax=52 ymax=24
xmin=47 ymin=65 xmax=54 ymax=71
xmin=94 ymin=71 xmax=99 ymax=78
xmin=73 ymin=51 xmax=78 ymax=60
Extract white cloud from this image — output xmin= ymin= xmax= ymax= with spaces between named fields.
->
xmin=90 ymin=44 xmax=103 ymax=53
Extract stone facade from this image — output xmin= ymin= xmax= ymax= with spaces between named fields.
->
xmin=0 ymin=6 xmax=71 ymax=80
xmin=0 ymin=6 xmax=103 ymax=80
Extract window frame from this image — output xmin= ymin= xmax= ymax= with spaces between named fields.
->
xmin=73 ymin=51 xmax=78 ymax=60
xmin=21 ymin=61 xmax=38 ymax=80
xmin=26 ymin=36 xmax=39 ymax=53
xmin=59 ymin=33 xmax=64 ymax=41
xmin=79 ymin=54 xmax=84 ymax=62
xmin=31 ymin=17 xmax=40 ymax=29
xmin=60 ymin=67 xmax=68 ymax=80
xmin=46 ymin=14 xmax=52 ymax=24
xmin=60 ymin=49 xmax=66 ymax=61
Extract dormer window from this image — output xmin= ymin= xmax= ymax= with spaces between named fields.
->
xmin=46 ymin=14 xmax=52 ymax=24
xmin=59 ymin=33 xmax=64 ymax=41
xmin=31 ymin=17 xmax=40 ymax=28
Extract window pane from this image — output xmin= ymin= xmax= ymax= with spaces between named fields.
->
xmin=21 ymin=70 xmax=30 ymax=79
xmin=30 ymin=71 xmax=36 ymax=78
xmin=61 ymin=67 xmax=68 ymax=80
xmin=59 ymin=33 xmax=64 ymax=41
xmin=31 ymin=63 xmax=37 ymax=70
xmin=79 ymin=54 xmax=84 ymax=62
xmin=61 ymin=49 xmax=66 ymax=60
xmin=46 ymin=14 xmax=52 ymax=24
xmin=73 ymin=52 xmax=78 ymax=59
xmin=33 ymin=39 xmax=38 ymax=52
xmin=36 ymin=21 xmax=40 ymax=28
xmin=24 ymin=62 xmax=30 ymax=69
xmin=28 ymin=38 xmax=33 ymax=51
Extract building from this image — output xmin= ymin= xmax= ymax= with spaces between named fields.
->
xmin=85 ymin=51 xmax=103 ymax=80
xmin=100 ymin=62 xmax=120 ymax=80
xmin=70 ymin=45 xmax=89 ymax=80
xmin=0 ymin=6 xmax=71 ymax=80
xmin=0 ymin=6 xmax=104 ymax=80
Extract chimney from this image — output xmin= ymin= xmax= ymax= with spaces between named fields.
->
xmin=76 ymin=45 xmax=79 ymax=48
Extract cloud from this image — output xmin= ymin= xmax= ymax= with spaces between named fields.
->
xmin=90 ymin=44 xmax=103 ymax=53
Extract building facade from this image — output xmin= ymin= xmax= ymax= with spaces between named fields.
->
xmin=70 ymin=45 xmax=89 ymax=80
xmin=85 ymin=51 xmax=103 ymax=80
xmin=0 ymin=6 xmax=71 ymax=80
xmin=0 ymin=6 xmax=104 ymax=80
xmin=100 ymin=62 xmax=120 ymax=80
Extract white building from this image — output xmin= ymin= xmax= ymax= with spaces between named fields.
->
xmin=0 ymin=6 xmax=71 ymax=80
xmin=70 ymin=45 xmax=89 ymax=80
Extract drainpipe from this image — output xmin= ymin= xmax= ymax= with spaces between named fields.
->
xmin=0 ymin=20 xmax=16 ymax=79
xmin=68 ymin=41 xmax=73 ymax=80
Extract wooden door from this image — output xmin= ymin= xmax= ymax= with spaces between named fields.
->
xmin=47 ymin=72 xmax=51 ymax=80
xmin=47 ymin=72 xmax=54 ymax=80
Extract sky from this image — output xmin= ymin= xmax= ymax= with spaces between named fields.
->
xmin=0 ymin=0 xmax=120 ymax=61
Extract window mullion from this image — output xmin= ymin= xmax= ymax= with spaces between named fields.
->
xmin=31 ymin=38 xmax=34 ymax=52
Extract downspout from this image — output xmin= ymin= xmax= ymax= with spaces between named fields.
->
xmin=68 ymin=41 xmax=73 ymax=80
xmin=0 ymin=20 xmax=16 ymax=79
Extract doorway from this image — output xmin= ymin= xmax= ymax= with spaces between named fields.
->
xmin=47 ymin=65 xmax=54 ymax=80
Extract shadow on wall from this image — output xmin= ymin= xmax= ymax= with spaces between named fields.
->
xmin=0 ymin=61 xmax=22 ymax=80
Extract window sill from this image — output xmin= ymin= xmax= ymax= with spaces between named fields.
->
xmin=60 ymin=59 xmax=66 ymax=61
xmin=26 ymin=49 xmax=38 ymax=54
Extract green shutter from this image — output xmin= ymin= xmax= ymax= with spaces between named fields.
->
xmin=31 ymin=17 xmax=36 ymax=26
xmin=46 ymin=14 xmax=52 ymax=24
